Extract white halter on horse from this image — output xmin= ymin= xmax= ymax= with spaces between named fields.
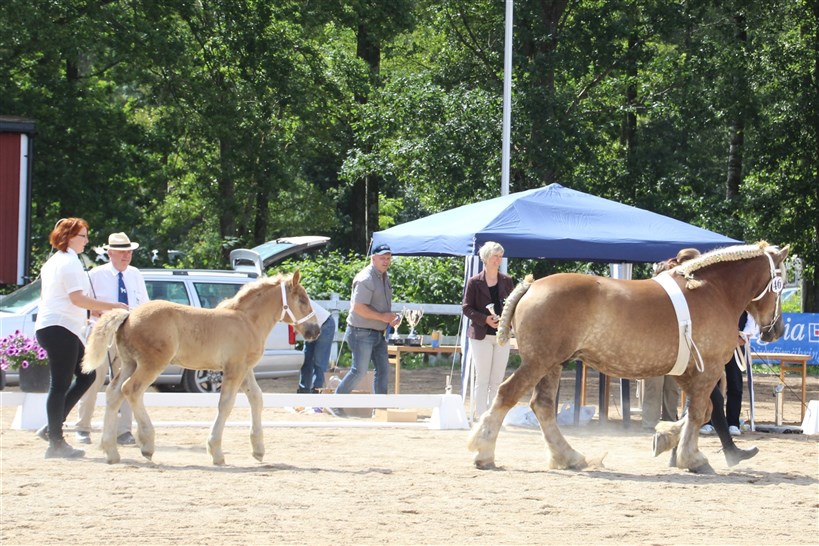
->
xmin=652 ymin=245 xmax=785 ymax=376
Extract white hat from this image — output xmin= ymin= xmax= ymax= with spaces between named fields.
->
xmin=103 ymin=232 xmax=139 ymax=251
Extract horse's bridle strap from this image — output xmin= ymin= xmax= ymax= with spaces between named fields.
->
xmin=279 ymin=281 xmax=315 ymax=325
xmin=651 ymin=272 xmax=695 ymax=376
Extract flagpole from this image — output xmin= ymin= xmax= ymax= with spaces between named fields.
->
xmin=501 ymin=0 xmax=513 ymax=197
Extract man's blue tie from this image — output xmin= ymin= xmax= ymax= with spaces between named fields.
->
xmin=117 ymin=272 xmax=129 ymax=305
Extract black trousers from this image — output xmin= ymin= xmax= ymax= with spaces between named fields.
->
xmin=724 ymin=356 xmax=744 ymax=428
xmin=35 ymin=326 xmax=96 ymax=441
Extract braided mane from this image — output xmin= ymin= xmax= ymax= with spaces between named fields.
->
xmin=673 ymin=241 xmax=772 ymax=289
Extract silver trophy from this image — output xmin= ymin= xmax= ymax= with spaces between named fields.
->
xmin=486 ymin=303 xmax=498 ymax=319
xmin=389 ymin=312 xmax=404 ymax=345
xmin=402 ymin=308 xmax=425 ymax=346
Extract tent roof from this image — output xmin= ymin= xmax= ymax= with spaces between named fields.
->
xmin=372 ymin=184 xmax=740 ymax=263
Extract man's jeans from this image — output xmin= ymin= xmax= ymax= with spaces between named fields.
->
xmin=336 ymin=326 xmax=390 ymax=394
xmin=299 ymin=316 xmax=337 ymax=391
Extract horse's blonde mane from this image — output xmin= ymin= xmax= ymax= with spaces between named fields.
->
xmin=673 ymin=241 xmax=772 ymax=289
xmin=218 ymin=273 xmax=289 ymax=310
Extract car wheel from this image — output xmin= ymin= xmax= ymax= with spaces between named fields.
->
xmin=183 ymin=369 xmax=223 ymax=393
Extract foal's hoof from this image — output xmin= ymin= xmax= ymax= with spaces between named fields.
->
xmin=140 ymin=449 xmax=153 ymax=461
xmin=725 ymin=446 xmax=759 ymax=467
xmin=474 ymin=459 xmax=497 ymax=470
xmin=688 ymin=462 xmax=716 ymax=475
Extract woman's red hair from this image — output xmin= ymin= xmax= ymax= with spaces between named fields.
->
xmin=49 ymin=217 xmax=89 ymax=252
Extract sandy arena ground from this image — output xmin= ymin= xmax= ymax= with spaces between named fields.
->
xmin=1 ymin=366 xmax=817 ymax=545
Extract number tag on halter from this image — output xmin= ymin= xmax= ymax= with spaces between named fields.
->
xmin=771 ymin=276 xmax=784 ymax=294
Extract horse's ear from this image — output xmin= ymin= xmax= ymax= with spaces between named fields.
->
xmin=779 ymin=245 xmax=790 ymax=262
xmin=292 ymin=270 xmax=301 ymax=286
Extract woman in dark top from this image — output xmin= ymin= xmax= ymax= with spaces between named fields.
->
xmin=462 ymin=241 xmax=515 ymax=419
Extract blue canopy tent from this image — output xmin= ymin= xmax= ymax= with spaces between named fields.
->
xmin=371 ymin=184 xmax=739 ymax=262
xmin=371 ymin=184 xmax=741 ymax=421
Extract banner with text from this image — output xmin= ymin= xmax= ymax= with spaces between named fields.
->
xmin=750 ymin=313 xmax=819 ymax=365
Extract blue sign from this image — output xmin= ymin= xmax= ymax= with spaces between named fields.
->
xmin=750 ymin=313 xmax=819 ymax=365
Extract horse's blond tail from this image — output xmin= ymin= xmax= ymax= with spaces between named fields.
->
xmin=496 ymin=274 xmax=534 ymax=346
xmin=81 ymin=309 xmax=130 ymax=373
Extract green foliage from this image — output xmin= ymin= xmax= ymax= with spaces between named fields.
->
xmin=1 ymin=0 xmax=815 ymax=310
xmin=278 ymin=250 xmax=464 ymax=336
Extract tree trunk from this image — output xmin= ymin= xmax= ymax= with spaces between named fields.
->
xmin=803 ymin=278 xmax=817 ymax=313
xmin=806 ymin=1 xmax=819 ymax=313
xmin=622 ymin=33 xmax=639 ymax=179
xmin=350 ymin=23 xmax=382 ymax=253
xmin=218 ymin=137 xmax=236 ymax=263
xmin=522 ymin=0 xmax=569 ymax=186
xmin=725 ymin=119 xmax=745 ymax=200
xmin=725 ymin=14 xmax=748 ymax=202
xmin=253 ymin=187 xmax=269 ymax=246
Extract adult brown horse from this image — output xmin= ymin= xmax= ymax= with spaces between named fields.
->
xmin=467 ymin=242 xmax=788 ymax=473
xmin=82 ymin=271 xmax=320 ymax=465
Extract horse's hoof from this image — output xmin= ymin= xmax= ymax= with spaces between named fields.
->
xmin=688 ymin=462 xmax=716 ymax=474
xmin=141 ymin=449 xmax=153 ymax=461
xmin=106 ymin=455 xmax=120 ymax=465
xmin=725 ymin=446 xmax=759 ymax=467
xmin=652 ymin=433 xmax=674 ymax=457
xmin=253 ymin=452 xmax=264 ymax=462
xmin=474 ymin=459 xmax=497 ymax=470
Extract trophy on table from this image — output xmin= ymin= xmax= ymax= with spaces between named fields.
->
xmin=388 ymin=311 xmax=404 ymax=345
xmin=402 ymin=308 xmax=425 ymax=346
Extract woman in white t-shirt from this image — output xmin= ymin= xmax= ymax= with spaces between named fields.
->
xmin=34 ymin=218 xmax=128 ymax=459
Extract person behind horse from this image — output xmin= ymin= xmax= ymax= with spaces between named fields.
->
xmin=700 ymin=311 xmax=757 ymax=436
xmin=75 ymin=232 xmax=149 ymax=446
xmin=641 ymin=248 xmax=700 ymax=431
xmin=34 ymin=218 xmax=128 ymax=459
xmin=298 ymin=300 xmax=336 ymax=393
xmin=462 ymin=241 xmax=515 ymax=419
xmin=333 ymin=243 xmax=401 ymax=407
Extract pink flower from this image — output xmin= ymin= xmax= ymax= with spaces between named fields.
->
xmin=0 ymin=332 xmax=47 ymax=372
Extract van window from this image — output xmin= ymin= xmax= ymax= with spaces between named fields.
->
xmin=194 ymin=283 xmax=242 ymax=309
xmin=146 ymin=281 xmax=190 ymax=305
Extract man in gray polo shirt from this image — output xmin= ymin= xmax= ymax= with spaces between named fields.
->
xmin=335 ymin=243 xmax=401 ymax=397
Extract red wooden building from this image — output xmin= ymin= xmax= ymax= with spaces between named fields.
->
xmin=0 ymin=116 xmax=36 ymax=285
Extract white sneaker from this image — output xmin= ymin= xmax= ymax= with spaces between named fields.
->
xmin=699 ymin=424 xmax=716 ymax=435
xmin=728 ymin=425 xmax=741 ymax=436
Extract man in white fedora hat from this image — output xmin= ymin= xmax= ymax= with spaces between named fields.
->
xmin=75 ymin=232 xmax=149 ymax=446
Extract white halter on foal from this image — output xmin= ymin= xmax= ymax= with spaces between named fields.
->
xmin=279 ymin=280 xmax=315 ymax=325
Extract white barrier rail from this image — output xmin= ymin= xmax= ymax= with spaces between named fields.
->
xmin=1 ymin=392 xmax=469 ymax=431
